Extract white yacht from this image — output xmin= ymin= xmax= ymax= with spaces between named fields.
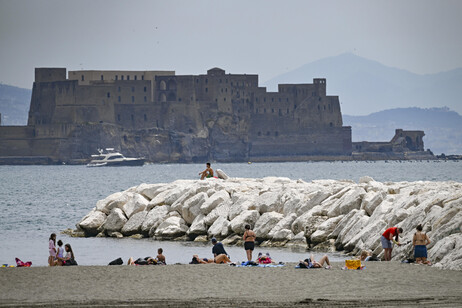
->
xmin=87 ymin=148 xmax=145 ymax=167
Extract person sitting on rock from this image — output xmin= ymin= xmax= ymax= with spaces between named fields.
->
xmin=413 ymin=224 xmax=431 ymax=265
xmin=381 ymin=227 xmax=403 ymax=261
xmin=299 ymin=254 xmax=331 ymax=269
xmin=199 ymin=162 xmax=214 ymax=180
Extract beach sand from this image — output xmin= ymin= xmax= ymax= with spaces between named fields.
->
xmin=0 ymin=262 xmax=461 ymax=307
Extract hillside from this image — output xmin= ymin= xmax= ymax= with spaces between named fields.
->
xmin=0 ymin=84 xmax=31 ymax=125
xmin=264 ymin=53 xmax=462 ymax=116
xmin=343 ymin=107 xmax=462 ymax=155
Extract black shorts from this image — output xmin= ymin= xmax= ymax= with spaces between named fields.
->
xmin=244 ymin=241 xmax=255 ymax=251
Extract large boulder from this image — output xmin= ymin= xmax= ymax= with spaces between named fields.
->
xmin=204 ymin=201 xmax=231 ymax=226
xmin=181 ymin=192 xmax=208 ymax=224
xmin=327 ymin=187 xmax=365 ymax=217
xmin=255 ymin=191 xmax=283 ymax=213
xmin=187 ymin=214 xmax=207 ymax=236
xmin=200 ymin=190 xmax=230 ymax=215
xmin=272 ymin=229 xmax=294 ymax=241
xmin=310 ymin=215 xmax=343 ymax=244
xmin=254 ymin=212 xmax=284 ymax=239
xmin=361 ymin=191 xmax=386 ymax=216
xmin=154 ymin=216 xmax=188 ymax=239
xmin=122 ymin=193 xmax=149 ymax=218
xmin=268 ymin=213 xmax=297 ymax=238
xmin=141 ymin=205 xmax=169 ymax=235
xmin=121 ymin=210 xmax=148 ymax=235
xmin=103 ymin=208 xmax=128 ymax=232
xmin=96 ymin=192 xmax=133 ymax=215
xmin=78 ymin=210 xmax=107 ymax=236
xmin=208 ymin=216 xmax=230 ymax=238
xmin=135 ymin=183 xmax=166 ymax=200
xmin=229 ymin=210 xmax=260 ymax=234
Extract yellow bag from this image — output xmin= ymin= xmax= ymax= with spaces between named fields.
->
xmin=345 ymin=259 xmax=361 ymax=269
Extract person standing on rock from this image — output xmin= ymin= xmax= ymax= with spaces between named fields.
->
xmin=413 ymin=224 xmax=431 ymax=265
xmin=199 ymin=162 xmax=214 ymax=180
xmin=243 ymin=224 xmax=256 ymax=261
xmin=381 ymin=227 xmax=403 ymax=261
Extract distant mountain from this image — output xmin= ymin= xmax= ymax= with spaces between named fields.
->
xmin=343 ymin=107 xmax=462 ymax=155
xmin=0 ymin=84 xmax=31 ymax=125
xmin=264 ymin=53 xmax=462 ymax=116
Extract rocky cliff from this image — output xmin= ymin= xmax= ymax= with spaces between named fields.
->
xmin=74 ymin=176 xmax=462 ymax=270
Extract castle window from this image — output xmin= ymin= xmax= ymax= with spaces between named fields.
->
xmin=256 ymin=98 xmax=258 ymax=102
xmin=286 ymin=98 xmax=289 ymax=102
xmin=141 ymin=75 xmax=144 ymax=80
xmin=264 ymin=108 xmax=266 ymax=113
xmin=215 ymin=98 xmax=217 ymax=102
xmin=258 ymin=131 xmax=261 ymax=136
xmin=225 ymin=88 xmax=227 ymax=92
xmin=127 ymin=75 xmax=130 ymax=80
xmin=205 ymin=88 xmax=208 ymax=93
xmin=294 ymin=104 xmax=297 ymax=109
xmin=160 ymin=93 xmax=166 ymax=102
xmin=266 ymin=131 xmax=270 ymax=136
xmin=160 ymin=80 xmax=166 ymax=90
xmin=118 ymin=86 xmax=121 ymax=92
xmin=272 ymin=98 xmax=274 ymax=102
xmin=279 ymin=109 xmax=282 ymax=116
xmin=225 ymin=79 xmax=228 ymax=83
xmin=132 ymin=96 xmax=135 ymax=102
xmin=81 ymin=75 xmax=84 ymax=81
xmin=101 ymin=75 xmax=104 ymax=81
xmin=231 ymin=82 xmax=233 ymax=86
xmin=219 ymin=79 xmax=222 ymax=83
xmin=144 ymin=86 xmax=147 ymax=92
xmin=121 ymin=76 xmax=124 ymax=80
xmin=287 ymin=108 xmax=289 ymax=114
xmin=118 ymin=96 xmax=121 ymax=102
xmin=329 ymin=122 xmax=333 ymax=127
xmin=132 ymin=87 xmax=135 ymax=92
xmin=275 ymin=131 xmax=279 ymax=137
xmin=221 ymin=88 xmax=223 ymax=93
xmin=224 ymin=98 xmax=226 ymax=101
xmin=318 ymin=105 xmax=320 ymax=111
xmin=196 ymin=79 xmax=199 ymax=83
xmin=205 ymin=78 xmax=208 ymax=84
xmin=144 ymin=114 xmax=147 ymax=121
xmin=324 ymin=105 xmax=326 ymax=110
xmin=272 ymin=108 xmax=274 ymax=113
xmin=179 ymin=98 xmax=182 ymax=101
xmin=279 ymin=98 xmax=281 ymax=102
xmin=264 ymin=98 xmax=266 ymax=102
xmin=144 ymin=96 xmax=147 ymax=102
xmin=115 ymin=75 xmax=118 ymax=80
xmin=107 ymin=92 xmax=110 ymax=98
xmin=117 ymin=114 xmax=121 ymax=121
xmin=134 ymin=76 xmax=137 ymax=80
xmin=131 ymin=115 xmax=134 ymax=121
xmin=256 ymin=108 xmax=259 ymax=113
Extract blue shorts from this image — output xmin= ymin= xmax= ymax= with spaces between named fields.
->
xmin=381 ymin=235 xmax=392 ymax=249
xmin=414 ymin=245 xmax=427 ymax=258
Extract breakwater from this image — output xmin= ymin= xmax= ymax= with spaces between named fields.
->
xmin=75 ymin=176 xmax=462 ymax=270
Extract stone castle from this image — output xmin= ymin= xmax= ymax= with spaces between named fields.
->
xmin=0 ymin=67 xmax=431 ymax=164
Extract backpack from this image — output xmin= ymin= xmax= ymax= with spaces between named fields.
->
xmin=108 ymin=257 xmax=124 ymax=265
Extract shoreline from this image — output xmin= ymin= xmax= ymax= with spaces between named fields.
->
xmin=1 ymin=262 xmax=461 ymax=307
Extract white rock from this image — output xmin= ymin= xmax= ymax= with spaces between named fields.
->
xmin=254 ymin=212 xmax=284 ymax=239
xmin=121 ymin=211 xmax=148 ymax=235
xmin=187 ymin=214 xmax=207 ymax=236
xmin=103 ymin=208 xmax=128 ymax=232
xmin=200 ymin=190 xmax=230 ymax=215
xmin=361 ymin=191 xmax=386 ymax=216
xmin=122 ymin=193 xmax=149 ymax=218
xmin=229 ymin=210 xmax=260 ymax=234
xmin=204 ymin=201 xmax=231 ymax=226
xmin=310 ymin=215 xmax=344 ymax=244
xmin=327 ymin=187 xmax=365 ymax=217
xmin=208 ymin=216 xmax=230 ymax=238
xmin=141 ymin=205 xmax=169 ymax=234
xmin=154 ymin=216 xmax=188 ymax=239
xmin=181 ymin=192 xmax=208 ymax=224
xmin=359 ymin=176 xmax=374 ymax=184
xmin=256 ymin=191 xmax=283 ymax=213
xmin=272 ymin=229 xmax=294 ymax=241
xmin=95 ymin=192 xmax=123 ymax=212
xmin=135 ymin=183 xmax=165 ymax=200
xmin=78 ymin=210 xmax=107 ymax=235
xmin=97 ymin=192 xmax=133 ymax=215
xmin=268 ymin=213 xmax=297 ymax=238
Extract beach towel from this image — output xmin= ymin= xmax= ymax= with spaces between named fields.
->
xmin=236 ymin=262 xmax=284 ymax=268
xmin=15 ymin=258 xmax=32 ymax=267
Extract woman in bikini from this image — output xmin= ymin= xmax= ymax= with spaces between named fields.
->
xmin=243 ymin=224 xmax=256 ymax=261
xmin=413 ymin=224 xmax=431 ymax=265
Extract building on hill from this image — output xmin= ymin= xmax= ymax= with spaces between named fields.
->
xmin=0 ymin=67 xmax=353 ymax=163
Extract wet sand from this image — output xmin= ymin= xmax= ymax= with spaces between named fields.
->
xmin=0 ymin=262 xmax=461 ymax=307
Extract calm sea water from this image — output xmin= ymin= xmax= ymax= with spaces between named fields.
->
xmin=1 ymin=161 xmax=461 ymax=266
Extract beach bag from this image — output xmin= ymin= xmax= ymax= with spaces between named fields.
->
xmin=108 ymin=257 xmax=123 ymax=265
xmin=345 ymin=259 xmax=361 ymax=269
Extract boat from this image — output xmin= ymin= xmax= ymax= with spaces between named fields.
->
xmin=87 ymin=148 xmax=145 ymax=167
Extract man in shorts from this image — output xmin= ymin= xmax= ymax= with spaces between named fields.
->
xmin=381 ymin=227 xmax=403 ymax=261
xmin=199 ymin=162 xmax=214 ymax=180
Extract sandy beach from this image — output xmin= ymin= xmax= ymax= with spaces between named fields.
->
xmin=1 ymin=262 xmax=461 ymax=307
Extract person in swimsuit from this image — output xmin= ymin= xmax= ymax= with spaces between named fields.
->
xmin=156 ymin=248 xmax=166 ymax=265
xmin=211 ymin=238 xmax=233 ymax=264
xmin=413 ymin=224 xmax=431 ymax=265
xmin=381 ymin=227 xmax=403 ymax=261
xmin=199 ymin=162 xmax=214 ymax=180
xmin=191 ymin=254 xmax=214 ymax=264
xmin=299 ymin=254 xmax=331 ymax=269
xmin=48 ymin=233 xmax=57 ymax=266
xmin=243 ymin=224 xmax=256 ymax=261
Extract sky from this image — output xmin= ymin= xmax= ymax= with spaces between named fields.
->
xmin=1 ymin=0 xmax=462 ymax=90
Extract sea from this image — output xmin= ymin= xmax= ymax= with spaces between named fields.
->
xmin=1 ymin=160 xmax=461 ymax=266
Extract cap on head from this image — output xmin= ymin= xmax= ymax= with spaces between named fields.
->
xmin=211 ymin=238 xmax=217 ymax=243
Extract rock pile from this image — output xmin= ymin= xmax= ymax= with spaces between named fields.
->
xmin=74 ymin=176 xmax=462 ymax=270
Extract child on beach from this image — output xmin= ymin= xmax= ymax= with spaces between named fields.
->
xmin=156 ymin=248 xmax=166 ymax=265
xmin=54 ymin=240 xmax=64 ymax=266
xmin=48 ymin=233 xmax=56 ymax=266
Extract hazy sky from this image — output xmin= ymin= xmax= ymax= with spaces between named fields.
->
xmin=1 ymin=0 xmax=461 ymax=89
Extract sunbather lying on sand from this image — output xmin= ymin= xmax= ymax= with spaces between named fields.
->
xmin=299 ymin=254 xmax=331 ymax=269
xmin=190 ymin=255 xmax=214 ymax=264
